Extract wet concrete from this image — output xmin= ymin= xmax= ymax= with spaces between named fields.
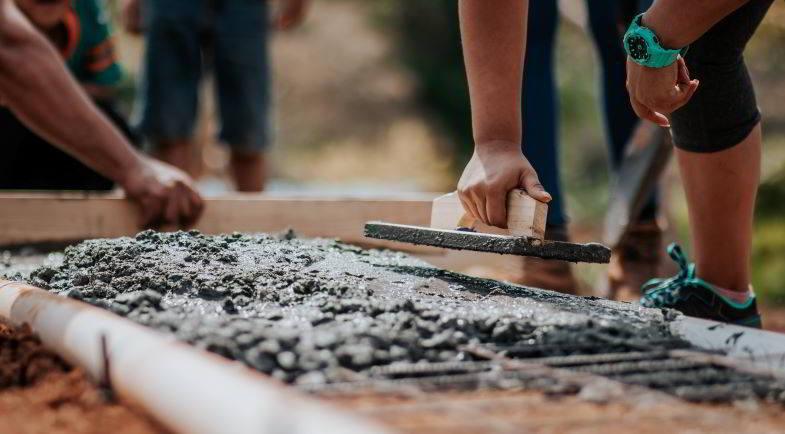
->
xmin=364 ymin=222 xmax=611 ymax=263
xmin=4 ymin=230 xmax=783 ymax=404
xmin=7 ymin=230 xmax=668 ymax=384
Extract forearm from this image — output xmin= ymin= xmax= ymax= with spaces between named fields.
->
xmin=643 ymin=0 xmax=749 ymax=48
xmin=0 ymin=1 xmax=141 ymax=185
xmin=459 ymin=0 xmax=527 ymax=147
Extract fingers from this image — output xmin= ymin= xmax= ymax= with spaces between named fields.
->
xmin=521 ymin=173 xmax=551 ymax=204
xmin=140 ymin=196 xmax=165 ymax=229
xmin=470 ymin=191 xmax=489 ymax=225
xmin=673 ymin=58 xmax=699 ymax=110
xmin=677 ymin=57 xmax=690 ymax=84
xmin=187 ymin=185 xmax=205 ymax=227
xmin=630 ymin=98 xmax=670 ymax=127
xmin=177 ymin=182 xmax=204 ymax=228
xmin=675 ymin=79 xmax=699 ymax=108
xmin=457 ymin=192 xmax=482 ymax=223
xmin=459 ymin=187 xmax=509 ymax=228
xmin=164 ymin=191 xmax=181 ymax=227
xmin=627 ymin=57 xmax=698 ymax=125
xmin=485 ymin=187 xmax=507 ymax=228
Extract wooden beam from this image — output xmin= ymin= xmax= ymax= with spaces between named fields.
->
xmin=0 ymin=192 xmax=534 ymax=282
xmin=0 ymin=192 xmax=438 ymax=252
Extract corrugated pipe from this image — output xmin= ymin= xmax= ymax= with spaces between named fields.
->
xmin=0 ymin=280 xmax=389 ymax=434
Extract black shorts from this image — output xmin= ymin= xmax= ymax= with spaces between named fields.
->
xmin=0 ymin=102 xmax=139 ymax=191
xmin=670 ymin=0 xmax=773 ymax=152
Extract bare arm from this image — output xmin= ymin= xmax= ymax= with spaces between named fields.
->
xmin=0 ymin=0 xmax=202 ymax=226
xmin=456 ymin=0 xmax=549 ymax=228
xmin=459 ymin=0 xmax=527 ymax=146
xmin=643 ymin=0 xmax=749 ymax=48
xmin=0 ymin=0 xmax=142 ymax=184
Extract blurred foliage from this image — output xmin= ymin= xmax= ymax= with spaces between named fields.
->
xmin=372 ymin=1 xmax=472 ymax=164
xmin=758 ymin=163 xmax=785 ymax=218
xmin=754 ymin=159 xmax=785 ymax=304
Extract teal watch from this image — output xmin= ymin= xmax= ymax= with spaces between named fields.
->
xmin=624 ymin=14 xmax=688 ymax=68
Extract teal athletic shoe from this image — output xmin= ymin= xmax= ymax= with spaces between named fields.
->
xmin=640 ymin=244 xmax=762 ymax=329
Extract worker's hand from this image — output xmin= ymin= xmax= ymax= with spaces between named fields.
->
xmin=275 ymin=0 xmax=309 ymax=30
xmin=457 ymin=141 xmax=551 ymax=228
xmin=121 ymin=0 xmax=143 ymax=35
xmin=626 ymin=56 xmax=699 ymax=127
xmin=120 ymin=156 xmax=204 ymax=228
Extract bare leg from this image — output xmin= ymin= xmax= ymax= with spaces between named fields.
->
xmin=152 ymin=139 xmax=196 ymax=176
xmin=676 ymin=124 xmax=761 ymax=292
xmin=230 ymin=150 xmax=266 ymax=192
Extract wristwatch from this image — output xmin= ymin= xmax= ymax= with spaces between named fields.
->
xmin=624 ymin=14 xmax=688 ymax=68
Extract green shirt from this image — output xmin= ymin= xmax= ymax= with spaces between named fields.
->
xmin=62 ymin=0 xmax=122 ymax=87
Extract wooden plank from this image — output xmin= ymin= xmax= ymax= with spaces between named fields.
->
xmin=0 ymin=192 xmax=438 ymax=252
xmin=0 ymin=192 xmax=536 ymax=282
xmin=430 ymin=189 xmax=547 ymax=239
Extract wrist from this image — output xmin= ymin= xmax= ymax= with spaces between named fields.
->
xmin=641 ymin=11 xmax=688 ymax=49
xmin=116 ymin=152 xmax=147 ymax=192
xmin=473 ymin=139 xmax=521 ymax=154
xmin=625 ymin=13 xmax=687 ymax=68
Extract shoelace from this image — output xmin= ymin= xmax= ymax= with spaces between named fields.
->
xmin=641 ymin=243 xmax=698 ymax=307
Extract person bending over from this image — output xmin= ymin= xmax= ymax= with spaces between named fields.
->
xmin=1 ymin=0 xmax=139 ymax=191
xmin=0 ymin=0 xmax=203 ymax=226
xmin=457 ymin=0 xmax=769 ymax=327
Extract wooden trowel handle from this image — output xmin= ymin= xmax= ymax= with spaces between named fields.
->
xmin=430 ymin=189 xmax=548 ymax=240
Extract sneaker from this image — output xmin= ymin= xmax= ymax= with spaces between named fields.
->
xmin=640 ymin=243 xmax=762 ymax=328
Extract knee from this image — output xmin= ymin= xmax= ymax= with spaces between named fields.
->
xmin=670 ymin=57 xmax=759 ymax=153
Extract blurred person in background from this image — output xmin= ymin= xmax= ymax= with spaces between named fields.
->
xmin=0 ymin=0 xmax=139 ymax=191
xmin=0 ymin=0 xmax=203 ymax=226
xmin=518 ymin=0 xmax=659 ymax=297
xmin=122 ymin=0 xmax=309 ymax=192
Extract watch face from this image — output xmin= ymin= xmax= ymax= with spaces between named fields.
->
xmin=626 ymin=35 xmax=650 ymax=61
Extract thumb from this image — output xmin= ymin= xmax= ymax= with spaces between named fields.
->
xmin=675 ymin=79 xmax=699 ymax=109
xmin=521 ymin=171 xmax=552 ymax=203
xmin=677 ymin=57 xmax=691 ymax=84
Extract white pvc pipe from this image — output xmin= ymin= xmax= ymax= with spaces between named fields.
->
xmin=0 ymin=280 xmax=389 ymax=434
xmin=671 ymin=316 xmax=785 ymax=375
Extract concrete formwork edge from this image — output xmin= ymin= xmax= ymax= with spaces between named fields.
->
xmin=0 ymin=280 xmax=391 ymax=434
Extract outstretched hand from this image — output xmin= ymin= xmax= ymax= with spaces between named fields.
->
xmin=457 ymin=141 xmax=551 ymax=229
xmin=626 ymin=56 xmax=699 ymax=127
xmin=120 ymin=156 xmax=204 ymax=229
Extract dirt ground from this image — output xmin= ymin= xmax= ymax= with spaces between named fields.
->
xmin=330 ymin=389 xmax=785 ymax=434
xmin=0 ymin=323 xmax=167 ymax=434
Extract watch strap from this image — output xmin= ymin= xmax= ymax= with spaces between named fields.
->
xmin=625 ymin=14 xmax=686 ymax=68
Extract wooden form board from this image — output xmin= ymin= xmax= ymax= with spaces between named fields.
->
xmin=0 ymin=192 xmax=533 ymax=281
xmin=430 ymin=190 xmax=547 ymax=239
xmin=0 ymin=192 xmax=438 ymax=252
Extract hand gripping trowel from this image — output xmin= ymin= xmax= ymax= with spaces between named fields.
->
xmin=364 ymin=189 xmax=611 ymax=264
